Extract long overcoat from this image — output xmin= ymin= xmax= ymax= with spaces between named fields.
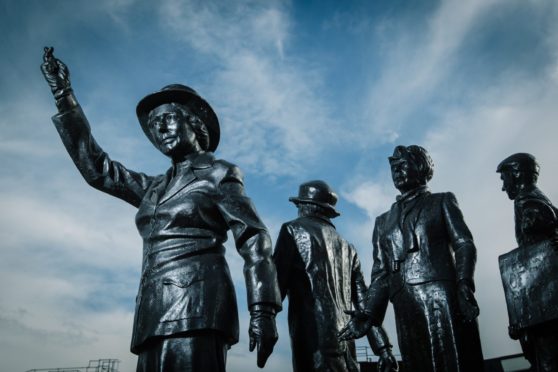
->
xmin=366 ymin=186 xmax=484 ymax=372
xmin=52 ymin=106 xmax=281 ymax=353
xmin=274 ymin=215 xmax=391 ymax=371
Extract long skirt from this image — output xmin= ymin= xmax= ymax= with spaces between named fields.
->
xmin=392 ymin=281 xmax=484 ymax=372
xmin=136 ymin=331 xmax=227 ymax=372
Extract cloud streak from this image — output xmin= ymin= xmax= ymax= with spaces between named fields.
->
xmin=157 ymin=0 xmax=342 ymax=177
xmin=342 ymin=0 xmax=558 ymax=358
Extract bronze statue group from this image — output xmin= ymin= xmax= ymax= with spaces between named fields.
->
xmin=41 ymin=48 xmax=558 ymax=372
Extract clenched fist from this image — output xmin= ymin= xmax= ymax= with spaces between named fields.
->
xmin=41 ymin=47 xmax=72 ymax=98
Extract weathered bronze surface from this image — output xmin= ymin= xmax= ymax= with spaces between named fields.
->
xmin=497 ymin=153 xmax=558 ymax=371
xmin=274 ymin=181 xmax=397 ymax=372
xmin=41 ymin=47 xmax=281 ymax=371
xmin=499 ymin=241 xmax=558 ymax=329
xmin=340 ymin=145 xmax=484 ymax=372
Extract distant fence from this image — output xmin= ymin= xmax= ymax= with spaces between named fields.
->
xmin=26 ymin=359 xmax=119 ymax=372
xmin=356 ymin=345 xmax=402 ymax=362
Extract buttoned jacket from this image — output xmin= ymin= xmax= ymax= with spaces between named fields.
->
xmin=52 ymin=106 xmax=281 ymax=353
xmin=366 ymin=188 xmax=477 ymax=319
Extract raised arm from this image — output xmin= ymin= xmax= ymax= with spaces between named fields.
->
xmin=40 ymin=47 xmax=153 ymax=207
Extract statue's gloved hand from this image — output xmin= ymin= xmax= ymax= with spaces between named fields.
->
xmin=337 ymin=309 xmax=374 ymax=341
xmin=377 ymin=347 xmax=399 ymax=372
xmin=457 ymin=279 xmax=479 ymax=322
xmin=508 ymin=324 xmax=522 ymax=340
xmin=40 ymin=47 xmax=72 ymax=98
xmin=249 ymin=304 xmax=278 ymax=368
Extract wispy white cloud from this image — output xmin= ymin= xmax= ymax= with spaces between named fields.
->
xmin=359 ymin=0 xmax=500 ymax=143
xmin=4 ymin=0 xmax=558 ymax=369
xmin=422 ymin=67 xmax=558 ymax=357
xmin=342 ymin=0 xmax=558 ymax=359
xmin=156 ymin=0 xmax=341 ymax=177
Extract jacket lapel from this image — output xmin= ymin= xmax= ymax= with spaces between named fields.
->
xmin=398 ymin=187 xmax=430 ymax=254
xmin=157 ymin=152 xmax=215 ymax=205
xmin=158 ymin=168 xmax=197 ymax=205
xmin=386 ymin=202 xmax=406 ymax=263
xmin=400 ymin=196 xmax=421 ymax=224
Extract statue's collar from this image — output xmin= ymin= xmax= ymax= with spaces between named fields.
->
xmin=396 ymin=185 xmax=429 ymax=203
xmin=173 ymin=151 xmax=214 ymax=171
xmin=171 ymin=152 xmax=215 ymax=174
xmin=515 ymin=185 xmax=542 ymax=202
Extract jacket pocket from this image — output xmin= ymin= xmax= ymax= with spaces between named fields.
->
xmin=160 ymin=273 xmax=205 ymax=322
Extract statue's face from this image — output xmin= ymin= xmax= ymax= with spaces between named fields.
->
xmin=500 ymin=171 xmax=520 ymax=200
xmin=390 ymin=156 xmax=421 ymax=193
xmin=148 ymin=104 xmax=199 ymax=160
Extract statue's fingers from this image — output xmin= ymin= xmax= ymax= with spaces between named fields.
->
xmin=337 ymin=326 xmax=352 ymax=341
xmin=43 ymin=47 xmax=54 ymax=62
xmin=40 ymin=62 xmax=49 ymax=74
xmin=249 ymin=334 xmax=257 ymax=352
xmin=257 ymin=341 xmax=273 ymax=368
xmin=56 ymin=59 xmax=69 ymax=76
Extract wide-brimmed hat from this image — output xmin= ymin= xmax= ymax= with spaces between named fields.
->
xmin=289 ymin=180 xmax=340 ymax=217
xmin=136 ymin=84 xmax=220 ymax=152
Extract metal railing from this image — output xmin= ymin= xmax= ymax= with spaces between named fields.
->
xmin=26 ymin=359 xmax=119 ymax=372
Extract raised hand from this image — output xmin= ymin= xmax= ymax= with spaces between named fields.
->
xmin=40 ymin=47 xmax=71 ymax=98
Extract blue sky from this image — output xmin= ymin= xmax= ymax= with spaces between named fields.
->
xmin=2 ymin=0 xmax=558 ymax=371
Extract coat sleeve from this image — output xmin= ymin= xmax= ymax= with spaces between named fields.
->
xmin=52 ymin=106 xmax=153 ymax=207
xmin=441 ymin=192 xmax=477 ymax=284
xmin=366 ymin=325 xmax=393 ymax=355
xmin=217 ymin=165 xmax=282 ymax=310
xmin=364 ymin=216 xmax=390 ymax=323
xmin=349 ymin=246 xmax=368 ymax=311
xmin=519 ymin=198 xmax=558 ymax=239
xmin=273 ymin=224 xmax=297 ymax=301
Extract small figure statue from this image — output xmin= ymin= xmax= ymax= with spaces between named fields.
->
xmin=497 ymin=153 xmax=558 ymax=371
xmin=40 ymin=47 xmax=281 ymax=371
xmin=339 ymin=145 xmax=484 ymax=371
xmin=273 ymin=180 xmax=398 ymax=372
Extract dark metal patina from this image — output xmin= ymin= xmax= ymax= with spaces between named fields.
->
xmin=497 ymin=153 xmax=558 ymax=372
xmin=274 ymin=180 xmax=397 ymax=372
xmin=41 ymin=47 xmax=281 ymax=371
xmin=339 ymin=145 xmax=484 ymax=372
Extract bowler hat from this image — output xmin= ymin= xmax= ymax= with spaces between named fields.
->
xmin=136 ymin=84 xmax=220 ymax=152
xmin=289 ymin=180 xmax=340 ymax=217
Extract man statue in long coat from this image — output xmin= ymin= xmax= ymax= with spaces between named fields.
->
xmin=274 ymin=180 xmax=397 ymax=372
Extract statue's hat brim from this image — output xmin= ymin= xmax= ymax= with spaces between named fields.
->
xmin=136 ymin=84 xmax=220 ymax=152
xmin=288 ymin=197 xmax=340 ymax=217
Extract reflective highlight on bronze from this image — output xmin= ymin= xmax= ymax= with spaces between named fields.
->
xmin=41 ymin=47 xmax=281 ymax=371
xmin=275 ymin=180 xmax=397 ymax=372
xmin=497 ymin=153 xmax=558 ymax=372
xmin=340 ymin=145 xmax=484 ymax=372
